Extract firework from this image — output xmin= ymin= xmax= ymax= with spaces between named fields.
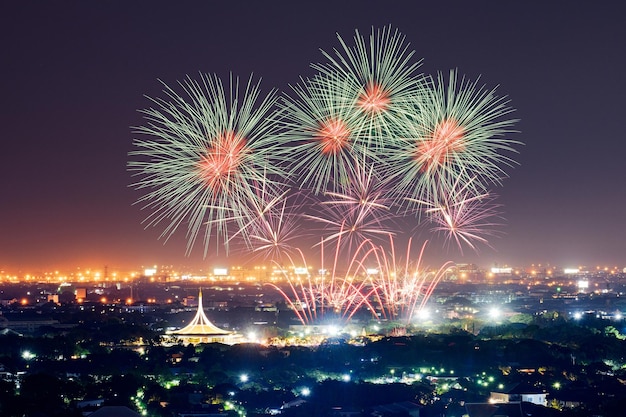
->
xmin=391 ymin=70 xmax=520 ymax=208
xmin=280 ymin=26 xmax=425 ymax=195
xmin=267 ymin=236 xmax=451 ymax=326
xmin=266 ymin=238 xmax=378 ymax=325
xmin=313 ymin=25 xmax=426 ymax=142
xmin=128 ymin=74 xmax=284 ymax=255
xmin=237 ymin=185 xmax=304 ymax=262
xmin=303 ymin=160 xmax=398 ymax=253
xmin=279 ymin=72 xmax=366 ymax=194
xmin=419 ymin=175 xmax=503 ymax=253
xmin=364 ymin=237 xmax=453 ymax=324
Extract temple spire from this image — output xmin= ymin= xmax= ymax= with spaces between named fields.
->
xmin=174 ymin=289 xmax=230 ymax=335
xmin=166 ymin=289 xmax=242 ymax=345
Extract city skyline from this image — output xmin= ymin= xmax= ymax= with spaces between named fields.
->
xmin=2 ymin=1 xmax=625 ymax=272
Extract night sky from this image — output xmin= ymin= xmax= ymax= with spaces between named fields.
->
xmin=2 ymin=1 xmax=625 ymax=273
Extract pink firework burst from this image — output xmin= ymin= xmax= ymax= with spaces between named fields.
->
xmin=409 ymin=174 xmax=503 ymax=253
xmin=129 ymin=74 xmax=284 ymax=255
xmin=390 ymin=70 xmax=519 ymax=209
xmin=304 ymin=162 xmax=397 ymax=253
xmin=312 ymin=25 xmax=425 ymax=143
xmin=240 ymin=187 xmax=305 ymax=262
xmin=280 ymin=72 xmax=364 ymax=194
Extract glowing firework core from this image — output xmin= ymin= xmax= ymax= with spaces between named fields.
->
xmin=198 ymin=131 xmax=248 ymax=190
xmin=315 ymin=118 xmax=351 ymax=154
xmin=415 ymin=118 xmax=466 ymax=172
xmin=357 ymin=83 xmax=391 ymax=113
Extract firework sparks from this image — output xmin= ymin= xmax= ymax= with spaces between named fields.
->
xmin=406 ymin=172 xmax=503 ymax=253
xmin=391 ymin=69 xmax=520 ymax=208
xmin=366 ymin=237 xmax=453 ymax=324
xmin=128 ymin=73 xmax=284 ymax=255
xmin=304 ymin=161 xmax=397 ymax=253
xmin=313 ymin=25 xmax=426 ymax=141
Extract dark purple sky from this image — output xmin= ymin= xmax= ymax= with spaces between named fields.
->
xmin=1 ymin=1 xmax=625 ymax=273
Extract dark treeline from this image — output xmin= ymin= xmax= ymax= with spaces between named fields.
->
xmin=2 ymin=311 xmax=626 ymax=416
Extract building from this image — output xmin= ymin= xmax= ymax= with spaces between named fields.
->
xmin=489 ymin=383 xmax=547 ymax=406
xmin=87 ymin=406 xmax=141 ymax=417
xmin=0 ymin=315 xmax=60 ymax=334
xmin=166 ymin=289 xmax=242 ymax=345
xmin=369 ymin=401 xmax=421 ymax=417
xmin=465 ymin=401 xmax=558 ymax=417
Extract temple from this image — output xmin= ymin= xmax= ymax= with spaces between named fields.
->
xmin=167 ymin=289 xmax=241 ymax=345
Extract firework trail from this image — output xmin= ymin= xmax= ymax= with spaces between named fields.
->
xmin=129 ymin=74 xmax=284 ymax=255
xmin=404 ymin=172 xmax=503 ymax=253
xmin=238 ymin=185 xmax=304 ymax=262
xmin=364 ymin=237 xmax=453 ymax=324
xmin=266 ymin=236 xmax=380 ymax=325
xmin=423 ymin=175 xmax=502 ymax=253
xmin=267 ymin=236 xmax=451 ymax=326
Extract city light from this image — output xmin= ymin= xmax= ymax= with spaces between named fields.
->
xmin=22 ymin=350 xmax=35 ymax=360
xmin=417 ymin=308 xmax=431 ymax=321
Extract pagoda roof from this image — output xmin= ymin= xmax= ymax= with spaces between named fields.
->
xmin=170 ymin=290 xmax=232 ymax=336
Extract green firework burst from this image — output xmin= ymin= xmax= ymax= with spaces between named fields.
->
xmin=128 ymin=73 xmax=285 ymax=256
